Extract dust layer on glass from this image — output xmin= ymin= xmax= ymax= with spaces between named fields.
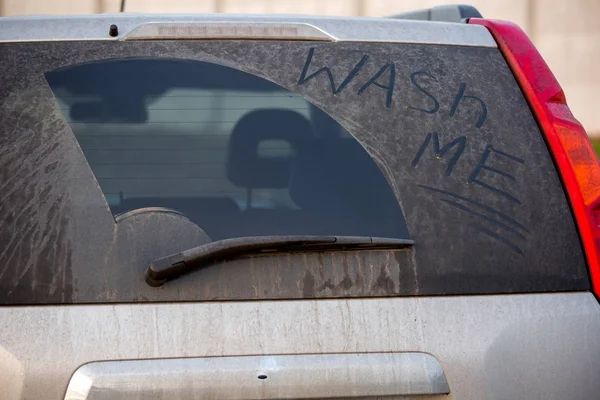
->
xmin=0 ymin=40 xmax=588 ymax=304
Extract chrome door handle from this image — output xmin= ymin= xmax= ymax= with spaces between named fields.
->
xmin=64 ymin=352 xmax=450 ymax=400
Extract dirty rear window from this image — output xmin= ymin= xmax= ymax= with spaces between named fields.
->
xmin=0 ymin=40 xmax=589 ymax=304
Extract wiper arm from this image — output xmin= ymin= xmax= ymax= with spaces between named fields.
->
xmin=145 ymin=235 xmax=414 ymax=287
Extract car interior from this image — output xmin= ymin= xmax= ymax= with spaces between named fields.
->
xmin=45 ymin=57 xmax=409 ymax=240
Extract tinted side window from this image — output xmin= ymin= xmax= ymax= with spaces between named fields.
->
xmin=45 ymin=58 xmax=409 ymax=241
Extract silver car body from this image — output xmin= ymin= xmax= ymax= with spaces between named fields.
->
xmin=0 ymin=12 xmax=599 ymax=400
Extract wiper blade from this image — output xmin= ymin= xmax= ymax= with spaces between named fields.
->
xmin=145 ymin=235 xmax=414 ymax=287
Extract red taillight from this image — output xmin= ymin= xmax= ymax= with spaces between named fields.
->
xmin=469 ymin=18 xmax=600 ymax=297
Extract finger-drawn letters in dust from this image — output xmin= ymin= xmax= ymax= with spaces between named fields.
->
xmin=296 ymin=47 xmax=528 ymax=256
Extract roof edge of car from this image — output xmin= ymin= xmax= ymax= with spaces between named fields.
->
xmin=0 ymin=12 xmax=496 ymax=47
xmin=389 ymin=4 xmax=483 ymax=23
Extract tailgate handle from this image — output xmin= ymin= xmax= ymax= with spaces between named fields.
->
xmin=64 ymin=352 xmax=450 ymax=399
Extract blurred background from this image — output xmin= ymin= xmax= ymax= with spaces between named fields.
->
xmin=2 ymin=0 xmax=599 ymax=142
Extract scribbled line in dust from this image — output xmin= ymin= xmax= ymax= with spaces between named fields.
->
xmin=418 ymin=184 xmax=528 ymax=255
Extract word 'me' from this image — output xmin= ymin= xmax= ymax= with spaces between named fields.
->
xmin=411 ymin=132 xmax=525 ymax=204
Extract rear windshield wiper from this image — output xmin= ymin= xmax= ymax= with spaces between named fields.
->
xmin=145 ymin=235 xmax=414 ymax=287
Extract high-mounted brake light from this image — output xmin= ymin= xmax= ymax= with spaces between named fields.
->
xmin=125 ymin=22 xmax=334 ymax=41
xmin=469 ymin=18 xmax=600 ymax=298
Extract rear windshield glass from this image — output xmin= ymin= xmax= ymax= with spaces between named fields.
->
xmin=45 ymin=58 xmax=408 ymax=241
xmin=0 ymin=40 xmax=589 ymax=304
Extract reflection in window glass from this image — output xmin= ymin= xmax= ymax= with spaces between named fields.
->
xmin=46 ymin=58 xmax=409 ymax=240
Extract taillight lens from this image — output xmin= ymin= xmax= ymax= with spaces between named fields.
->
xmin=469 ymin=18 xmax=600 ymax=298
